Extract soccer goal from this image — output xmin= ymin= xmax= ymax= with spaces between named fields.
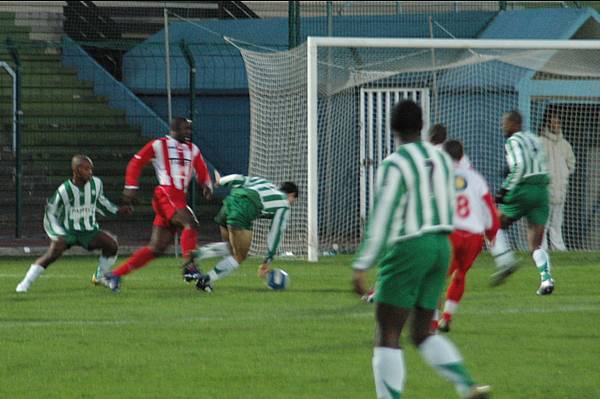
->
xmin=235 ymin=37 xmax=600 ymax=261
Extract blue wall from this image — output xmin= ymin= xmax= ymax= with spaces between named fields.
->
xmin=139 ymin=95 xmax=250 ymax=175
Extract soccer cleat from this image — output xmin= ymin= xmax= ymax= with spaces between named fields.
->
xmin=104 ymin=273 xmax=121 ymax=292
xmin=536 ymin=279 xmax=555 ymax=296
xmin=490 ymin=261 xmax=520 ymax=287
xmin=182 ymin=260 xmax=202 ymax=283
xmin=438 ymin=318 xmax=451 ymax=333
xmin=464 ymin=384 xmax=491 ymax=399
xmin=195 ymin=275 xmax=213 ymax=293
xmin=92 ymin=274 xmax=110 ymax=288
xmin=15 ymin=281 xmax=29 ymax=293
xmin=361 ymin=288 xmax=375 ymax=303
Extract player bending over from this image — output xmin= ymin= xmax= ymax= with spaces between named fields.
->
xmin=104 ymin=117 xmax=213 ymax=292
xmin=193 ymin=174 xmax=298 ymax=292
xmin=16 ymin=155 xmax=131 ymax=293
xmin=490 ymin=111 xmax=555 ymax=295
xmin=437 ymin=140 xmax=499 ymax=333
xmin=352 ymin=100 xmax=490 ymax=399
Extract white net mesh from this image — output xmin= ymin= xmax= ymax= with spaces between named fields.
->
xmin=237 ymin=41 xmax=600 ymax=257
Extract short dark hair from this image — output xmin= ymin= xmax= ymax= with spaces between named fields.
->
xmin=171 ymin=117 xmax=191 ymax=131
xmin=443 ymin=139 xmax=464 ymax=162
xmin=391 ymin=100 xmax=423 ymax=137
xmin=504 ymin=110 xmax=522 ymax=126
xmin=429 ymin=123 xmax=447 ymax=145
xmin=280 ymin=181 xmax=299 ymax=198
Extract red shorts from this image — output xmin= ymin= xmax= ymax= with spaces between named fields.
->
xmin=152 ymin=186 xmax=188 ymax=228
xmin=448 ymin=230 xmax=485 ymax=276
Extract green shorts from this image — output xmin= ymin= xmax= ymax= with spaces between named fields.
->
xmin=374 ymin=233 xmax=451 ymax=310
xmin=500 ymin=183 xmax=549 ymax=225
xmin=48 ymin=229 xmax=101 ymax=250
xmin=214 ymin=189 xmax=261 ymax=231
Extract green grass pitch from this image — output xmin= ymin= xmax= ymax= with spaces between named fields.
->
xmin=1 ymin=253 xmax=599 ymax=398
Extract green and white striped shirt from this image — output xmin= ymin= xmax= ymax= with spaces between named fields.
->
xmin=353 ymin=141 xmax=455 ymax=271
xmin=44 ymin=177 xmax=118 ymax=239
xmin=220 ymin=174 xmax=290 ymax=262
xmin=503 ymin=131 xmax=548 ymax=190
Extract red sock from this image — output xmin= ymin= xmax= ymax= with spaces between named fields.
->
xmin=446 ymin=273 xmax=466 ymax=303
xmin=112 ymin=247 xmax=155 ymax=277
xmin=180 ymin=228 xmax=198 ymax=259
xmin=442 ymin=312 xmax=452 ymax=322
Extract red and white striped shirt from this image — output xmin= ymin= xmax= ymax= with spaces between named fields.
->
xmin=125 ymin=135 xmax=211 ymax=193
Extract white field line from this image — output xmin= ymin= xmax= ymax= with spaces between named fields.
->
xmin=0 ymin=304 xmax=598 ymax=328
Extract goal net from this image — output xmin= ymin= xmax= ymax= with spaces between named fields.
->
xmin=234 ymin=38 xmax=600 ymax=260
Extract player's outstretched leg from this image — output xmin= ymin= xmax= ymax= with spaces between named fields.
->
xmin=104 ymin=226 xmax=172 ymax=292
xmin=490 ymin=224 xmax=519 ymax=286
xmin=16 ymin=238 xmax=68 ymax=293
xmin=196 ymin=227 xmax=248 ymax=292
xmin=87 ymin=231 xmax=119 ymax=287
xmin=412 ymin=308 xmax=491 ymax=399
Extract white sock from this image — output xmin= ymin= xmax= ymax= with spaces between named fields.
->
xmin=96 ymin=256 xmax=117 ymax=277
xmin=419 ymin=335 xmax=475 ymax=397
xmin=443 ymin=300 xmax=459 ymax=316
xmin=372 ymin=347 xmax=405 ymax=399
xmin=16 ymin=264 xmax=45 ymax=292
xmin=490 ymin=229 xmax=516 ymax=268
xmin=532 ymin=248 xmax=552 ymax=281
xmin=196 ymin=242 xmax=231 ymax=260
xmin=207 ymin=256 xmax=239 ymax=282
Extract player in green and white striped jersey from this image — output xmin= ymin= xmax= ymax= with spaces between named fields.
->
xmin=16 ymin=155 xmax=132 ymax=293
xmin=490 ymin=110 xmax=554 ymax=296
xmin=352 ymin=100 xmax=490 ymax=399
xmin=193 ymin=174 xmax=298 ymax=292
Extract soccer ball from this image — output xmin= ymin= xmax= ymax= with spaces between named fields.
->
xmin=266 ymin=268 xmax=289 ymax=290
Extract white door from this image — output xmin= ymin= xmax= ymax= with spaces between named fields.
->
xmin=359 ymin=88 xmax=430 ymax=223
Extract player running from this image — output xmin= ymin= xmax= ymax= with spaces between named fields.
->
xmin=490 ymin=111 xmax=554 ymax=295
xmin=352 ymin=100 xmax=491 ymax=399
xmin=193 ymin=174 xmax=298 ymax=292
xmin=15 ymin=155 xmax=132 ymax=293
xmin=103 ymin=117 xmax=213 ymax=292
xmin=437 ymin=140 xmax=500 ymax=333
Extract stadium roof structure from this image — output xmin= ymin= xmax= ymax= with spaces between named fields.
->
xmin=122 ymin=11 xmax=497 ymax=92
xmin=479 ymin=7 xmax=600 ymax=40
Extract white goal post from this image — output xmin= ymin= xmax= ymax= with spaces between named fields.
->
xmin=305 ymin=37 xmax=600 ymax=261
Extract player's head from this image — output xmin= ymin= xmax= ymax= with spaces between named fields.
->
xmin=391 ymin=100 xmax=423 ymax=142
xmin=429 ymin=123 xmax=447 ymax=146
xmin=502 ymin=110 xmax=522 ymax=137
xmin=280 ymin=181 xmax=299 ymax=204
xmin=542 ymin=108 xmax=561 ymax=134
xmin=443 ymin=139 xmax=464 ymax=162
xmin=71 ymin=154 xmax=93 ymax=183
xmin=170 ymin=117 xmax=192 ymax=142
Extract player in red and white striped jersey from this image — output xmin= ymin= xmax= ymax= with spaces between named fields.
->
xmin=437 ymin=140 xmax=500 ymax=332
xmin=104 ymin=117 xmax=213 ymax=291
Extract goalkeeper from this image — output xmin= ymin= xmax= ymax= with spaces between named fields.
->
xmin=193 ymin=174 xmax=298 ymax=292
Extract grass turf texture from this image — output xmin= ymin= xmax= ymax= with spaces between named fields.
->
xmin=1 ymin=253 xmax=599 ymax=399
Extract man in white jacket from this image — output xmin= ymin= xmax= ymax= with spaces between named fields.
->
xmin=539 ymin=111 xmax=576 ymax=251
